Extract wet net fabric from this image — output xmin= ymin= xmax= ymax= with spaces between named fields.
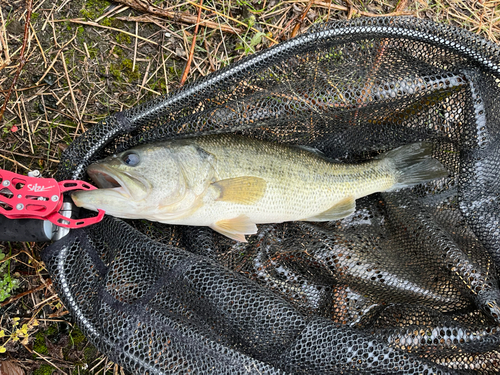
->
xmin=43 ymin=17 xmax=500 ymax=374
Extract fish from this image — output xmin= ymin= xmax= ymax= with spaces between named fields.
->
xmin=71 ymin=134 xmax=448 ymax=242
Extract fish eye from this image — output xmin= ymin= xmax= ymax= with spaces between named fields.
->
xmin=122 ymin=152 xmax=140 ymax=166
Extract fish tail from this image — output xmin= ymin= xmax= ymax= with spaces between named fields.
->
xmin=381 ymin=143 xmax=449 ymax=191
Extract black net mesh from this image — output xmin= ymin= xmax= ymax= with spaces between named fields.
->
xmin=42 ymin=17 xmax=500 ymax=374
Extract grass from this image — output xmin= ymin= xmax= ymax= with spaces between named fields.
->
xmin=0 ymin=0 xmax=499 ymax=373
xmin=0 ymin=247 xmax=20 ymax=304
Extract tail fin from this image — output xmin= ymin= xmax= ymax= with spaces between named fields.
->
xmin=380 ymin=143 xmax=449 ymax=191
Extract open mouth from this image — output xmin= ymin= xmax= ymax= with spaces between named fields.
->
xmin=88 ymin=166 xmax=123 ymax=189
xmin=93 ymin=171 xmax=121 ymax=189
xmin=86 ymin=164 xmax=149 ymax=200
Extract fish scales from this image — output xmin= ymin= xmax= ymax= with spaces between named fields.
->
xmin=187 ymin=135 xmax=395 ymax=224
xmin=72 ymin=134 xmax=448 ymax=242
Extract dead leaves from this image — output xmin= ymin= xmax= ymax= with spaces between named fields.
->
xmin=0 ymin=360 xmax=25 ymax=375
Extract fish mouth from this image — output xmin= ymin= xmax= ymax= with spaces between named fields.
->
xmin=87 ymin=164 xmax=150 ymax=200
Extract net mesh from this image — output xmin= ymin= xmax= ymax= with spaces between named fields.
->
xmin=43 ymin=17 xmax=500 ymax=374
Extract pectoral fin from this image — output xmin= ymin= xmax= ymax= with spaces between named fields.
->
xmin=302 ymin=196 xmax=356 ymax=222
xmin=213 ymin=176 xmax=266 ymax=205
xmin=210 ymin=215 xmax=258 ymax=242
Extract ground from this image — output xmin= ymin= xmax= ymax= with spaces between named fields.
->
xmin=0 ymin=0 xmax=499 ymax=373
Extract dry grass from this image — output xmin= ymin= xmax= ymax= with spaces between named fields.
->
xmin=0 ymin=0 xmax=499 ymax=373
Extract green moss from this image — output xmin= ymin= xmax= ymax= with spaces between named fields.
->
xmin=80 ymin=0 xmax=111 ymax=20
xmin=152 ymin=81 xmax=167 ymax=92
xmin=110 ymin=58 xmax=140 ymax=83
xmin=97 ymin=17 xmax=123 ymax=29
xmin=122 ymin=59 xmax=140 ymax=79
xmin=84 ymin=345 xmax=98 ymax=360
xmin=116 ymin=32 xmax=131 ymax=44
xmin=76 ymin=25 xmax=88 ymax=49
xmin=100 ymin=17 xmax=112 ymax=27
xmin=46 ymin=324 xmax=58 ymax=336
xmin=33 ymin=331 xmax=48 ymax=355
xmin=31 ymin=12 xmax=39 ymax=21
xmin=87 ymin=0 xmax=111 ymax=8
xmin=87 ymin=46 xmax=98 ymax=59
xmin=32 ymin=323 xmax=59 ymax=357
xmin=68 ymin=345 xmax=99 ymax=374
xmin=168 ymin=65 xmax=182 ymax=80
xmin=113 ymin=46 xmax=124 ymax=57
xmin=108 ymin=63 xmax=121 ymax=81
xmin=64 ymin=20 xmax=72 ymax=32
xmin=33 ymin=364 xmax=56 ymax=375
xmin=80 ymin=8 xmax=93 ymax=20
xmin=69 ymin=327 xmax=86 ymax=346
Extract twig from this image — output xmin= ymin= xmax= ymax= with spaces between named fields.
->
xmin=116 ymin=13 xmax=236 ymax=34
xmin=31 ymin=350 xmax=68 ymax=374
xmin=290 ymin=0 xmax=314 ymax=38
xmin=0 ymin=149 xmax=60 ymax=163
xmin=132 ymin=21 xmax=138 ymax=72
xmin=0 ymin=0 xmax=33 ymax=121
xmin=32 ymin=0 xmax=47 ymax=14
xmin=90 ymin=357 xmax=107 ymax=372
xmin=113 ymin=0 xmax=240 ymax=33
xmin=83 ymin=41 xmax=90 ymax=58
xmin=0 ymin=4 xmax=11 ymax=70
xmin=35 ymin=32 xmax=77 ymax=86
xmin=271 ymin=15 xmax=299 ymax=46
xmin=33 ymin=294 xmax=58 ymax=308
xmin=136 ymin=60 xmax=151 ymax=100
xmin=0 ymin=250 xmax=37 ymax=265
xmin=80 ymin=90 xmax=92 ymax=119
xmin=20 ymin=95 xmax=34 ymax=154
xmin=60 ymin=51 xmax=82 ymax=138
xmin=186 ymin=0 xmax=278 ymax=44
xmin=56 ymin=0 xmax=71 ymax=12
xmin=308 ymin=0 xmax=411 ymax=17
xmin=95 ymin=4 xmax=129 ymax=23
xmin=0 ymin=282 xmax=50 ymax=307
xmin=344 ymin=0 xmax=355 ymax=19
xmin=324 ymin=0 xmax=332 ymax=22
xmin=48 ymin=309 xmax=69 ymax=318
xmin=204 ymin=38 xmax=215 ymax=72
xmin=180 ymin=0 xmax=203 ymax=87
xmin=162 ymin=50 xmax=170 ymax=95
xmin=41 ymin=4 xmax=54 ymax=31
xmin=29 ymin=23 xmax=47 ymax=66
xmin=54 ymin=18 xmax=160 ymax=46
xmin=395 ymin=0 xmax=409 ymax=12
xmin=137 ymin=84 xmax=161 ymax=95
xmin=50 ymin=11 xmax=60 ymax=48
xmin=0 ymin=153 xmax=31 ymax=171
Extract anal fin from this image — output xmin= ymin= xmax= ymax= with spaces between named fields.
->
xmin=210 ymin=215 xmax=258 ymax=242
xmin=302 ymin=196 xmax=356 ymax=222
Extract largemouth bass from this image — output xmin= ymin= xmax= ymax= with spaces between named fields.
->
xmin=72 ymin=135 xmax=448 ymax=242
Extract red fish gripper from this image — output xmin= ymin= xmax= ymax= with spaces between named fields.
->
xmin=0 ymin=169 xmax=104 ymax=229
